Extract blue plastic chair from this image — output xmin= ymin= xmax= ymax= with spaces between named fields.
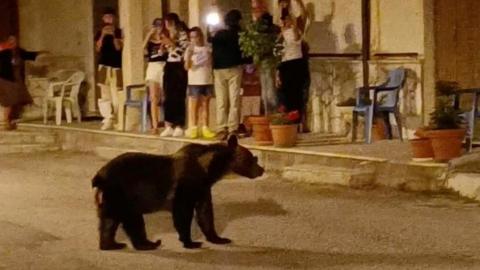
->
xmin=352 ymin=68 xmax=406 ymax=144
xmin=122 ymin=84 xmax=148 ymax=133
xmin=453 ymin=88 xmax=480 ymax=152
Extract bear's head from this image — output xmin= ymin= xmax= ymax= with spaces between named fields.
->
xmin=227 ymin=135 xmax=264 ymax=179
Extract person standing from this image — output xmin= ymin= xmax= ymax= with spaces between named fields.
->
xmin=276 ymin=13 xmax=310 ymax=128
xmin=208 ymin=9 xmax=244 ymax=141
xmin=143 ymin=18 xmax=168 ymax=134
xmin=0 ymin=35 xmax=46 ymax=130
xmin=95 ymin=8 xmax=123 ymax=130
xmin=159 ymin=13 xmax=189 ymax=137
xmin=184 ymin=27 xmax=216 ymax=139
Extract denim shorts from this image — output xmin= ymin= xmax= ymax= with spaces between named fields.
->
xmin=188 ymin=85 xmax=213 ymax=97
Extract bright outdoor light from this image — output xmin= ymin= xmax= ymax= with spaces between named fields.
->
xmin=206 ymin=11 xmax=220 ymax=25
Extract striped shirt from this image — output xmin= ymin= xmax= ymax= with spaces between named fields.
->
xmin=167 ymin=31 xmax=189 ymax=62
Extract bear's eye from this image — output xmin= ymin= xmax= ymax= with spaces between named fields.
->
xmin=253 ymin=156 xmax=258 ymax=163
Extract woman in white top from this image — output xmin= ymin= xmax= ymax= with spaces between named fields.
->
xmin=184 ymin=27 xmax=216 ymax=139
xmin=276 ymin=7 xmax=310 ymax=131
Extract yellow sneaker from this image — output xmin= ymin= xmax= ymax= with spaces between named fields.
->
xmin=201 ymin=126 xmax=216 ymax=139
xmin=185 ymin=126 xmax=198 ymax=139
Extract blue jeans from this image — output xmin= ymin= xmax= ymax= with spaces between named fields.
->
xmin=259 ymin=66 xmax=278 ymax=115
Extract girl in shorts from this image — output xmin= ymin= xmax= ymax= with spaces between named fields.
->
xmin=143 ymin=18 xmax=168 ymax=134
xmin=184 ymin=27 xmax=215 ymax=139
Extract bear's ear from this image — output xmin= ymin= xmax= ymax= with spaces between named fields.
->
xmin=227 ymin=134 xmax=238 ymax=148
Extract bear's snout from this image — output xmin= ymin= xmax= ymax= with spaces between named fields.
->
xmin=249 ymin=165 xmax=264 ymax=179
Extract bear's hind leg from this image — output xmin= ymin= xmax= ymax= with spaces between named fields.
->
xmin=99 ymin=216 xmax=127 ymax=250
xmin=122 ymin=213 xmax=161 ymax=250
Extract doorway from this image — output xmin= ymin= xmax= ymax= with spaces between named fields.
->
xmin=92 ymin=0 xmax=119 ymax=110
xmin=0 ymin=0 xmax=19 ymax=41
xmin=435 ymin=0 xmax=480 ymax=88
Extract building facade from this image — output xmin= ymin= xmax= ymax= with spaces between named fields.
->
xmin=1 ymin=0 xmax=475 ymax=137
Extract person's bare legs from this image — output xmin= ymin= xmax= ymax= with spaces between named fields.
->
xmin=148 ymin=81 xmax=160 ymax=134
xmin=3 ymin=106 xmax=15 ymax=130
xmin=186 ymin=96 xmax=200 ymax=138
xmin=199 ymin=96 xmax=209 ymax=127
xmin=199 ymin=96 xmax=215 ymax=139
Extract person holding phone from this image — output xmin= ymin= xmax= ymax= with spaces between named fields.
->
xmin=159 ymin=13 xmax=189 ymax=137
xmin=95 ymin=7 xmax=123 ymax=130
xmin=184 ymin=27 xmax=215 ymax=139
xmin=143 ymin=18 xmax=168 ymax=134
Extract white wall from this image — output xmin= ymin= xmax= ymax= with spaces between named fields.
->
xmin=18 ymin=0 xmax=95 ymax=116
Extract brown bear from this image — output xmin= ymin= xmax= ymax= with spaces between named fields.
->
xmin=92 ymin=136 xmax=264 ymax=250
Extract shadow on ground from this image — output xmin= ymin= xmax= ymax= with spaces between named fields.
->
xmin=146 ymin=198 xmax=288 ymax=237
xmin=132 ymin=245 xmax=479 ymax=269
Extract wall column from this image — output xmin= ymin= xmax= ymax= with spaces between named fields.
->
xmin=189 ymin=0 xmax=201 ymax=27
xmin=423 ymin=0 xmax=435 ymax=125
xmin=142 ymin=0 xmax=163 ymax=28
xmin=118 ymin=0 xmax=145 ymax=130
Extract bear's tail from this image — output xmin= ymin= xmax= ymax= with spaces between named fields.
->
xmin=94 ymin=187 xmax=103 ymax=207
xmin=92 ymin=174 xmax=104 ymax=207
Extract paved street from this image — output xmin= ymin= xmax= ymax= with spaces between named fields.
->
xmin=1 ymin=151 xmax=480 ymax=269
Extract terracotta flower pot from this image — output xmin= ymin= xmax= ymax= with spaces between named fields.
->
xmin=425 ymin=129 xmax=466 ymax=161
xmin=370 ymin=118 xmax=387 ymax=141
xmin=248 ymin=116 xmax=273 ymax=145
xmin=414 ymin=127 xmax=429 ymax=138
xmin=409 ymin=138 xmax=434 ymax=160
xmin=270 ymin=124 xmax=298 ymax=147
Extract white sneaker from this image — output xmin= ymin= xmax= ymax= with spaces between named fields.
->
xmin=172 ymin=127 xmax=184 ymax=137
xmin=101 ymin=119 xmax=113 ymax=130
xmin=160 ymin=126 xmax=174 ymax=137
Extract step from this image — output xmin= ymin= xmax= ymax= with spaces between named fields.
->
xmin=282 ymin=163 xmax=376 ymax=188
xmin=296 ymin=138 xmax=350 ymax=146
xmin=0 ymin=130 xmax=57 ymax=144
xmin=447 ymin=173 xmax=480 ymax=201
xmin=0 ymin=144 xmax=60 ymax=154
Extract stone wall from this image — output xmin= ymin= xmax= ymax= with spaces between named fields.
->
xmin=18 ymin=0 xmax=95 ymax=119
xmin=308 ymin=58 xmax=424 ymax=137
xmin=303 ymin=0 xmax=428 ymax=135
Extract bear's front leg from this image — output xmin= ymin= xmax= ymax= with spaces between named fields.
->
xmin=195 ymin=190 xmax=232 ymax=245
xmin=173 ymin=189 xmax=202 ymax=249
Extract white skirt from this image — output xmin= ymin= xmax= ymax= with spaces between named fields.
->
xmin=145 ymin=62 xmax=166 ymax=84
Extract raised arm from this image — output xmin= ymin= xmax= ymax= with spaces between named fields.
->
xmin=95 ymin=29 xmax=105 ymax=52
xmin=143 ymin=27 xmax=155 ymax=49
xmin=113 ymin=29 xmax=123 ymax=51
xmin=184 ymin=45 xmax=193 ymax=70
xmin=294 ymin=0 xmax=308 ymax=35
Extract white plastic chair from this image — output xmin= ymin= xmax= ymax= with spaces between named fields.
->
xmin=43 ymin=71 xmax=85 ymax=125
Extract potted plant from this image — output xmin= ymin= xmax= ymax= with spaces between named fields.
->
xmin=410 ymin=127 xmax=434 ymax=161
xmin=239 ymin=17 xmax=281 ymax=71
xmin=249 ymin=115 xmax=273 ymax=145
xmin=239 ymin=18 xmax=281 ymax=144
xmin=269 ymin=108 xmax=300 ymax=147
xmin=424 ymin=81 xmax=466 ymax=161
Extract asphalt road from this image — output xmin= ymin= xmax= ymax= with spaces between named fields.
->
xmin=1 ymin=151 xmax=480 ymax=270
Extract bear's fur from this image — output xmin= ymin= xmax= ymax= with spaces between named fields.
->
xmin=92 ymin=136 xmax=264 ymax=250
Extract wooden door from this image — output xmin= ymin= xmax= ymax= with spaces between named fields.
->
xmin=0 ymin=0 xmax=18 ymax=41
xmin=435 ymin=0 xmax=480 ymax=88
